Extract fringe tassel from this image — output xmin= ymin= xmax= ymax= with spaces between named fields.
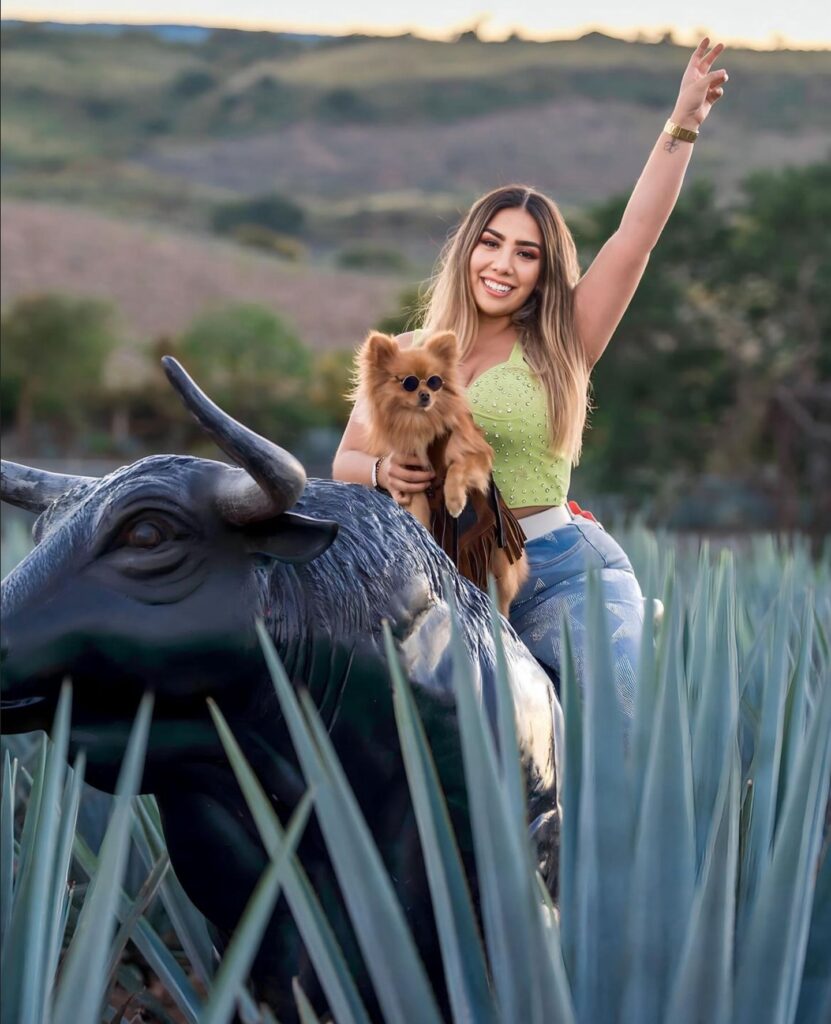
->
xmin=427 ymin=460 xmax=526 ymax=593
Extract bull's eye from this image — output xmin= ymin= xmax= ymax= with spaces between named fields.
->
xmin=125 ymin=521 xmax=165 ymax=548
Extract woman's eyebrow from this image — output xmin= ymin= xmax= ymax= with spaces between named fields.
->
xmin=482 ymin=227 xmax=541 ymax=249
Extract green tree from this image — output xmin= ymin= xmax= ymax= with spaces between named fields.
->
xmin=575 ymin=163 xmax=830 ymax=532
xmin=211 ymin=194 xmax=306 ymax=238
xmin=1 ymin=294 xmax=119 ymax=450
xmin=715 ymin=161 xmax=831 ymax=529
xmin=173 ymin=303 xmax=320 ymax=446
xmin=575 ymin=180 xmax=735 ymax=496
xmin=376 ymin=284 xmax=427 ymax=336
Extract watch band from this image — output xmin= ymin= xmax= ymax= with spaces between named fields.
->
xmin=371 ymin=455 xmax=385 ymax=489
xmin=664 ymin=119 xmax=699 ymax=143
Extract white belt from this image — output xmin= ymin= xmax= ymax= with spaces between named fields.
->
xmin=518 ymin=504 xmax=572 ymax=542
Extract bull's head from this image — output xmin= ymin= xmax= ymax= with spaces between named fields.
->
xmin=1 ymin=358 xmax=338 ymax=774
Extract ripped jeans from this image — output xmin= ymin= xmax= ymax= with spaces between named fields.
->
xmin=508 ymin=515 xmax=644 ymax=723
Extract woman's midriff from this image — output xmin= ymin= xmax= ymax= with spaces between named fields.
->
xmin=512 ymin=504 xmax=555 ymax=519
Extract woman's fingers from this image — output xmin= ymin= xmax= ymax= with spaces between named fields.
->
xmin=688 ymin=39 xmax=725 ymax=76
xmin=391 ymin=459 xmax=434 ymax=480
xmin=701 ymin=42 xmax=725 ymax=68
xmin=391 ymin=478 xmax=432 ymax=493
xmin=388 ymin=461 xmax=434 ymax=492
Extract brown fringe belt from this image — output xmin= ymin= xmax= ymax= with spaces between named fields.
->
xmin=424 ymin=433 xmax=526 ymax=593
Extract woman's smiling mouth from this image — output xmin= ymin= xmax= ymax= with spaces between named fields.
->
xmin=481 ymin=277 xmax=515 ymax=297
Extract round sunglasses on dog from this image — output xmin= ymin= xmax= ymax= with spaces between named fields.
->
xmin=396 ymin=374 xmax=444 ymax=392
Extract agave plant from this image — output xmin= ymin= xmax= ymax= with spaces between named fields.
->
xmin=213 ymin=542 xmax=830 ymax=1023
xmin=1 ymin=528 xmax=829 ymax=1023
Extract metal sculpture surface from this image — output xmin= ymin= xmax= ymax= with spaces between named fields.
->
xmin=0 ymin=357 xmax=563 ymax=1018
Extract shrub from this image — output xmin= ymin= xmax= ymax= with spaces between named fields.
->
xmin=336 ymin=245 xmax=410 ymax=274
xmin=0 ymin=294 xmax=120 ymax=450
xmin=231 ymin=224 xmax=306 ymax=261
xmin=211 ymin=194 xmax=306 ymax=238
xmin=172 ymin=303 xmax=321 ymax=445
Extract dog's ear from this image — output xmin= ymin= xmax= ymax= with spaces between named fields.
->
xmin=424 ymin=330 xmax=459 ymax=363
xmin=362 ymin=331 xmax=399 ymax=368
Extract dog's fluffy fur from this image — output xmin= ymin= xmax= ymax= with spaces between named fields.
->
xmin=353 ymin=329 xmax=528 ymax=613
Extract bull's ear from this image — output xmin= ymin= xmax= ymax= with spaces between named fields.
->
xmin=246 ymin=512 xmax=338 ymax=564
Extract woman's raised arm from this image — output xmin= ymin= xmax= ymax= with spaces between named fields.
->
xmin=574 ymin=38 xmax=729 ymax=367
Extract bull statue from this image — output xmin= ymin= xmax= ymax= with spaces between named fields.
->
xmin=1 ymin=357 xmax=563 ymax=1019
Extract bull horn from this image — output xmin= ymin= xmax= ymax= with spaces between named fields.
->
xmin=1 ymin=461 xmax=95 ymax=514
xmin=162 ymin=356 xmax=306 ymax=524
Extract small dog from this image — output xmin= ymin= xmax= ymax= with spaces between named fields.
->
xmin=353 ymin=328 xmax=528 ymax=613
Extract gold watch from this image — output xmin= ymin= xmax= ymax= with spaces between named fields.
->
xmin=664 ymin=119 xmax=699 ymax=143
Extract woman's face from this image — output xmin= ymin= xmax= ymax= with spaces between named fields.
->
xmin=468 ymin=206 xmax=544 ymax=319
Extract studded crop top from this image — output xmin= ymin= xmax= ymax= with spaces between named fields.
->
xmin=413 ymin=332 xmax=571 ymax=508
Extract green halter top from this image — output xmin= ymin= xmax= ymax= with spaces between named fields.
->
xmin=413 ymin=332 xmax=571 ymax=507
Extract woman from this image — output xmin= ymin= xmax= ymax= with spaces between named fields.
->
xmin=333 ymin=38 xmax=728 ymax=718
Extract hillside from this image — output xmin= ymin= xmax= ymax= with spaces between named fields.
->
xmin=0 ymin=200 xmax=405 ymax=350
xmin=2 ymin=23 xmax=829 ymax=352
xmin=2 ymin=24 xmax=829 ymax=222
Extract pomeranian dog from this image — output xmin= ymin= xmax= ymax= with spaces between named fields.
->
xmin=353 ymin=328 xmax=528 ymax=613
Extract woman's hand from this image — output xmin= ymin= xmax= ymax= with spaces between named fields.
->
xmin=377 ymin=453 xmax=434 ymax=495
xmin=672 ymin=38 xmax=728 ymax=129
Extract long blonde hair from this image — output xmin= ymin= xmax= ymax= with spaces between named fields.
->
xmin=420 ymin=184 xmax=591 ymax=464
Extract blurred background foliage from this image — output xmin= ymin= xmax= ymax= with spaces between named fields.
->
xmin=1 ymin=21 xmax=829 ymax=534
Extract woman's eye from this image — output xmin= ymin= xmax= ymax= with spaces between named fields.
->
xmin=125 ymin=521 xmax=165 ymax=548
xmin=481 ymin=238 xmax=498 ymax=248
xmin=518 ymin=250 xmax=537 ymax=260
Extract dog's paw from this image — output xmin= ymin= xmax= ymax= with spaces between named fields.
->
xmin=444 ymin=487 xmax=467 ymax=519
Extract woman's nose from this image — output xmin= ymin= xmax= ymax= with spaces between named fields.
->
xmin=489 ymin=252 xmax=512 ymax=275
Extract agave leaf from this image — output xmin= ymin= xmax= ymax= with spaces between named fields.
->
xmin=686 ymin=541 xmax=712 ymax=713
xmin=104 ymin=849 xmax=170 ymax=987
xmin=133 ymin=796 xmax=216 ymax=987
xmin=622 ymin=604 xmax=696 ymax=1024
xmin=737 ymin=570 xmax=793 ymax=936
xmin=733 ymin=668 xmax=831 ymax=1024
xmin=1 ymin=682 xmax=71 ymax=1024
xmin=444 ymin=584 xmax=571 ymax=1024
xmin=485 ymin=578 xmax=526 ymax=842
xmin=257 ymin=621 xmax=444 ymax=1024
xmin=737 ymin=596 xmax=778 ymax=701
xmin=52 ymin=692 xmax=153 ymax=1024
xmin=813 ymin=600 xmax=830 ymax=669
xmin=72 ymin=820 xmax=203 ymax=1023
xmin=529 ymin=873 xmax=575 ymax=1023
xmin=1 ymin=751 xmax=15 ymax=953
xmin=573 ymin=571 xmax=632 ymax=1023
xmin=5 ymin=739 xmax=44 ymax=923
xmin=45 ymin=751 xmax=86 ymax=987
xmin=302 ymin=690 xmax=448 ymax=1024
xmin=630 ymin=577 xmax=665 ymax=820
xmin=208 ymin=688 xmax=372 ymax=1024
xmin=200 ymin=792 xmax=313 ymax=1024
xmin=293 ymin=977 xmax=324 ymax=1024
xmin=778 ymin=594 xmax=815 ymax=816
xmin=692 ymin=552 xmax=739 ymax=869
xmin=558 ymin=614 xmax=582 ymax=982
xmin=794 ymin=841 xmax=831 ymax=1024
xmin=664 ymin=749 xmax=739 ymax=1024
xmin=383 ymin=620 xmax=497 ymax=1024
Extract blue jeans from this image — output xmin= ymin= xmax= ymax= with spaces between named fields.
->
xmin=508 ymin=516 xmax=643 ymax=722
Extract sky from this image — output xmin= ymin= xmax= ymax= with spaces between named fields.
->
xmin=2 ymin=0 xmax=830 ymax=49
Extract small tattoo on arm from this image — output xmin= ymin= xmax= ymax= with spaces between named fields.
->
xmin=663 ymin=137 xmax=681 ymax=154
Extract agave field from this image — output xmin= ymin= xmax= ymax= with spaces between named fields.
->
xmin=1 ymin=521 xmax=829 ymax=1024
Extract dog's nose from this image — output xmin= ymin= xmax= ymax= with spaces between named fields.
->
xmin=418 ymin=391 xmax=430 ymax=406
